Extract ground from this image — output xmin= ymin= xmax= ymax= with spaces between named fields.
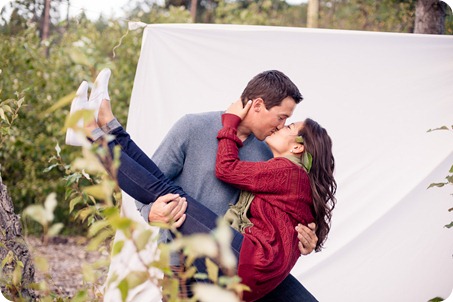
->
xmin=26 ymin=236 xmax=109 ymax=299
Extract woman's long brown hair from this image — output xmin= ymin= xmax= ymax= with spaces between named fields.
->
xmin=299 ymin=118 xmax=337 ymax=251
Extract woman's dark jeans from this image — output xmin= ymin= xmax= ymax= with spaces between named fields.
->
xmin=106 ymin=125 xmax=243 ymax=258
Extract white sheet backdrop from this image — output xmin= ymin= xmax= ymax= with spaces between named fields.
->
xmin=104 ymin=24 xmax=453 ymax=302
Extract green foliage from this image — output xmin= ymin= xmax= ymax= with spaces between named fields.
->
xmin=318 ymin=0 xmax=417 ymax=32
xmin=126 ymin=3 xmax=192 ymax=23
xmin=0 ymin=248 xmax=25 ymax=301
xmin=22 ymin=192 xmax=64 ymax=240
xmin=0 ymin=88 xmax=24 ymax=147
xmin=0 ymin=15 xmax=141 ymax=234
xmin=215 ymin=0 xmax=307 ymax=26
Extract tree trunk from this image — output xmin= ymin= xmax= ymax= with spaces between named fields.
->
xmin=190 ymin=0 xmax=198 ymax=23
xmin=307 ymin=0 xmax=319 ymax=28
xmin=41 ymin=0 xmax=51 ymax=41
xmin=0 ymin=175 xmax=36 ymax=300
xmin=414 ymin=0 xmax=447 ymax=34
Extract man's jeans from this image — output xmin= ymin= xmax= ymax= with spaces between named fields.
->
xmin=257 ymin=274 xmax=318 ymax=302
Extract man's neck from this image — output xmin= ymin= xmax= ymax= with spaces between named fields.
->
xmin=237 ymin=123 xmax=252 ymax=142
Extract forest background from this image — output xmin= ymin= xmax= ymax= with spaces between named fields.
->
xmin=0 ymin=0 xmax=452 ymax=301
xmin=2 ymin=0 xmax=452 ymax=235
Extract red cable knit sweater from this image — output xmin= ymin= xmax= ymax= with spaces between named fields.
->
xmin=216 ymin=114 xmax=314 ymax=301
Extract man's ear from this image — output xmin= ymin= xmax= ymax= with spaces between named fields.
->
xmin=252 ymin=98 xmax=264 ymax=112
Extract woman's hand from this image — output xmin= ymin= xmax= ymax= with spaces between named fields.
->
xmin=296 ymin=222 xmax=318 ymax=255
xmin=226 ymin=99 xmax=252 ymax=120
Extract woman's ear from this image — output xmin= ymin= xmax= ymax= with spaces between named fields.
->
xmin=291 ymin=144 xmax=305 ymax=155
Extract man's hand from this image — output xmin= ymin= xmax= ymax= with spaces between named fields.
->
xmin=148 ymin=193 xmax=187 ymax=228
xmin=226 ymin=99 xmax=252 ymax=120
xmin=296 ymin=222 xmax=318 ymax=255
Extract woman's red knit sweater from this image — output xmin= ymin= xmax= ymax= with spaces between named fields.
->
xmin=216 ymin=114 xmax=314 ymax=301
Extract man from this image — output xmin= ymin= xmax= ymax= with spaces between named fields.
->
xmin=136 ymin=70 xmax=318 ymax=301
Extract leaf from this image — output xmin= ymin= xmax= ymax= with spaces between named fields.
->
xmin=88 ymin=219 xmax=111 ymax=238
xmin=43 ymin=91 xmax=76 ymax=115
xmin=109 ymin=216 xmax=133 ymax=231
xmin=34 ymin=256 xmax=49 ymax=273
xmin=43 ymin=164 xmax=58 ymax=173
xmin=193 ymin=284 xmax=240 ymax=302
xmin=82 ymin=263 xmax=96 ymax=283
xmin=444 ymin=221 xmax=453 ymax=228
xmin=64 ymin=172 xmax=82 ymax=186
xmin=48 ymin=223 xmax=64 ymax=236
xmin=70 ymin=290 xmax=88 ymax=302
xmin=125 ymin=271 xmax=148 ymax=290
xmin=1 ymin=251 xmax=14 ymax=269
xmin=69 ymin=196 xmax=83 ymax=213
xmin=427 ymin=126 xmax=449 ymax=132
xmin=170 ymin=234 xmax=218 ymax=260
xmin=206 ymin=258 xmax=219 ymax=283
xmin=81 ymin=169 xmax=91 ymax=180
xmin=218 ymin=275 xmax=242 ymax=287
xmin=427 ymin=182 xmax=446 ymax=189
xmin=181 ymin=266 xmax=197 ymax=280
xmin=151 ymin=243 xmax=171 ymax=271
xmin=0 ymin=108 xmax=5 ymax=121
xmin=67 ymin=48 xmax=91 ymax=66
xmin=117 ymin=279 xmax=129 ymax=302
xmin=72 ymin=148 xmax=106 ymax=174
xmin=112 ymin=240 xmax=125 ymax=257
xmin=23 ymin=204 xmax=47 ymax=226
xmin=55 ymin=143 xmax=61 ymax=157
xmin=135 ymin=229 xmax=154 ymax=251
xmin=214 ymin=218 xmax=236 ymax=270
xmin=76 ymin=207 xmax=96 ymax=222
xmin=12 ymin=263 xmax=23 ymax=286
xmin=83 ymin=184 xmax=108 ymax=200
xmin=17 ymin=97 xmax=24 ymax=108
xmin=2 ymin=104 xmax=12 ymax=113
xmin=87 ymin=229 xmax=113 ymax=251
xmin=160 ymin=277 xmax=179 ymax=301
xmin=44 ymin=192 xmax=58 ymax=222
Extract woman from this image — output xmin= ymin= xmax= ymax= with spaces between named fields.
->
xmin=67 ymin=69 xmax=336 ymax=301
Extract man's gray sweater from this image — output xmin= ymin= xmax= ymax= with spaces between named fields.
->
xmin=135 ymin=111 xmax=273 ymax=221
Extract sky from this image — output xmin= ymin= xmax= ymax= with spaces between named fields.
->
xmin=0 ymin=0 xmax=309 ymax=21
xmin=0 ymin=0 xmax=135 ymax=20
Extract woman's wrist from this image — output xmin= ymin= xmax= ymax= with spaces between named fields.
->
xmin=221 ymin=113 xmax=242 ymax=129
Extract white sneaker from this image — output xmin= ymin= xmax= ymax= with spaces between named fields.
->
xmin=87 ymin=68 xmax=111 ymax=122
xmin=65 ymin=81 xmax=88 ymax=146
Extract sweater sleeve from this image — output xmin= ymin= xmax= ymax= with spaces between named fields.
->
xmin=216 ymin=114 xmax=296 ymax=195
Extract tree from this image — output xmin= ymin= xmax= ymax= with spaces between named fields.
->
xmin=7 ymin=0 xmax=62 ymax=40
xmin=307 ymin=0 xmax=319 ymax=28
xmin=414 ymin=0 xmax=448 ymax=33
xmin=0 ymin=175 xmax=37 ymax=301
xmin=0 ymin=75 xmax=35 ymax=301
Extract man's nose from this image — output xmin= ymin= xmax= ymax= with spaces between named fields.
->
xmin=276 ymin=122 xmax=285 ymax=130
